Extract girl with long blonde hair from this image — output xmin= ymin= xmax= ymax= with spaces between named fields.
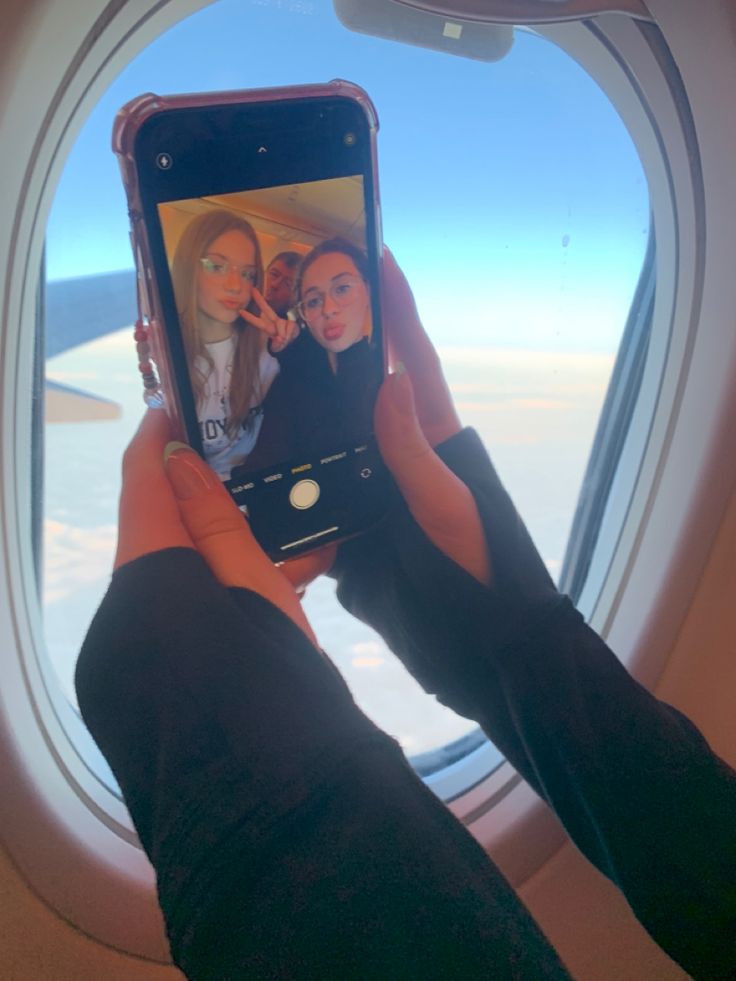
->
xmin=170 ymin=209 xmax=296 ymax=478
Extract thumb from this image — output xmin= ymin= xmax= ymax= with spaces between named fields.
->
xmin=375 ymin=371 xmax=492 ymax=587
xmin=164 ymin=443 xmax=318 ymax=645
xmin=374 ymin=367 xmax=435 ymax=486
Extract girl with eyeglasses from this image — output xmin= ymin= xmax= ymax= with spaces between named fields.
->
xmin=170 ymin=209 xmax=297 ymax=479
xmin=294 ymin=236 xmax=372 ymax=361
xmin=242 ymin=236 xmax=379 ymax=473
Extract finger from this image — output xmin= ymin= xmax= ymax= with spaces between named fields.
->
xmin=375 ymin=370 xmax=492 ymax=587
xmin=115 ymin=410 xmax=192 ymax=570
xmin=279 ymin=317 xmax=294 ymax=342
xmin=164 ymin=444 xmax=318 ymax=644
xmin=280 ymin=319 xmax=300 ymax=349
xmin=267 ymin=318 xmax=300 ymax=354
xmin=381 ymin=249 xmax=461 ymax=447
xmin=239 ymin=307 xmax=276 ymax=336
xmin=273 ymin=316 xmax=287 ymax=343
xmin=280 ymin=544 xmax=337 ymax=595
xmin=250 ymin=286 xmax=277 ymax=319
xmin=269 ymin=321 xmax=290 ymax=353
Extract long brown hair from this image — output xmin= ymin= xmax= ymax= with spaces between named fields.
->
xmin=170 ymin=209 xmax=265 ymax=437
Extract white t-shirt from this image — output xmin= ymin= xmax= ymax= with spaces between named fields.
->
xmin=196 ymin=335 xmax=279 ymax=479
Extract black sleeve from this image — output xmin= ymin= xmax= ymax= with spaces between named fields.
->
xmin=75 ymin=547 xmax=570 ymax=981
xmin=332 ymin=427 xmax=736 ymax=981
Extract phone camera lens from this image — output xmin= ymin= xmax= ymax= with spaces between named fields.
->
xmin=156 ymin=152 xmax=173 ymax=170
xmin=343 ymin=132 xmax=357 ymax=147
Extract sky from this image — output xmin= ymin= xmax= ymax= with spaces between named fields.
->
xmin=45 ymin=0 xmax=650 ymax=352
xmin=42 ymin=0 xmax=648 ymax=729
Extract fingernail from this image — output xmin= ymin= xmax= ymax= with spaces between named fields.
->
xmin=393 ymin=361 xmax=406 ymax=377
xmin=165 ymin=445 xmax=218 ymax=500
xmin=387 ymin=367 xmax=414 ymax=414
xmin=163 ymin=440 xmax=191 ymax=462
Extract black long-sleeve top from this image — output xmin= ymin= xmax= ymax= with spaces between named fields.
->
xmin=333 ymin=428 xmax=736 ymax=979
xmin=238 ymin=330 xmax=380 ymax=475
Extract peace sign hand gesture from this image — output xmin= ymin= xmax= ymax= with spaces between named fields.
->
xmin=239 ymin=286 xmax=300 ymax=353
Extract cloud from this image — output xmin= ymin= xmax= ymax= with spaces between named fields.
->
xmin=43 ymin=519 xmax=116 ymax=605
xmin=454 ymin=397 xmax=572 ymax=413
xmin=351 ymin=656 xmax=385 ymax=670
xmin=350 ymin=640 xmax=384 ymax=657
xmin=544 ymin=558 xmax=562 ymax=576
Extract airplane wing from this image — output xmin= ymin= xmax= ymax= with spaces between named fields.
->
xmin=45 ymin=379 xmax=121 ymax=423
xmin=45 ymin=269 xmax=137 ymax=358
xmin=44 ymin=269 xmax=136 ymax=421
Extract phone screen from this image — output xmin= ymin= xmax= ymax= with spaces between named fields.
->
xmin=131 ymin=92 xmax=389 ymax=557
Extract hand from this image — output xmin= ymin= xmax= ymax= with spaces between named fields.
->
xmin=373 ymin=251 xmax=492 ymax=587
xmin=240 ymin=287 xmax=300 ymax=353
xmin=380 ymin=249 xmax=462 ymax=449
xmin=115 ymin=410 xmax=318 ymax=646
xmin=278 ymin=250 xmax=492 ymax=590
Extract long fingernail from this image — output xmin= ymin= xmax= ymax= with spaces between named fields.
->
xmin=163 ymin=440 xmax=190 ymax=462
xmin=165 ymin=445 xmax=218 ymax=500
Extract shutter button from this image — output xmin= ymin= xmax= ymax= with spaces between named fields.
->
xmin=289 ymin=479 xmax=320 ymax=510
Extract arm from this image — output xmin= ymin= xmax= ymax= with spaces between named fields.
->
xmin=334 ymin=427 xmax=736 ymax=979
xmin=330 ymin=256 xmax=736 ymax=979
xmin=75 ymin=412 xmax=570 ymax=981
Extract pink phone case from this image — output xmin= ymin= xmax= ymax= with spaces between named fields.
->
xmin=112 ymin=80 xmax=383 ymax=444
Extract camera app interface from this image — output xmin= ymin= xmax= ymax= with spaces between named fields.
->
xmin=157 ymin=175 xmax=383 ymax=554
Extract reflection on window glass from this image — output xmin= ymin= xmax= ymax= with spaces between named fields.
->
xmin=43 ymin=0 xmax=649 ymax=758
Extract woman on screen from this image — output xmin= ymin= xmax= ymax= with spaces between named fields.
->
xmin=171 ymin=209 xmax=296 ymax=479
xmin=295 ymin=236 xmax=372 ymax=363
xmin=243 ymin=237 xmax=379 ymax=473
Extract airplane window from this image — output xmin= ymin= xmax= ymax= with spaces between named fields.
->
xmin=41 ymin=1 xmax=649 ymax=777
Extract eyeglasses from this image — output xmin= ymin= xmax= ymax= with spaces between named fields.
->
xmin=199 ymin=257 xmax=258 ymax=285
xmin=267 ymin=267 xmax=295 ymax=291
xmin=297 ymin=274 xmax=364 ymax=321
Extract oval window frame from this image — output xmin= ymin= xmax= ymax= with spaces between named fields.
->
xmin=0 ymin=0 xmax=721 ymax=959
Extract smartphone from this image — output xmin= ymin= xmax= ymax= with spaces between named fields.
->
xmin=113 ymin=80 xmax=389 ymax=560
